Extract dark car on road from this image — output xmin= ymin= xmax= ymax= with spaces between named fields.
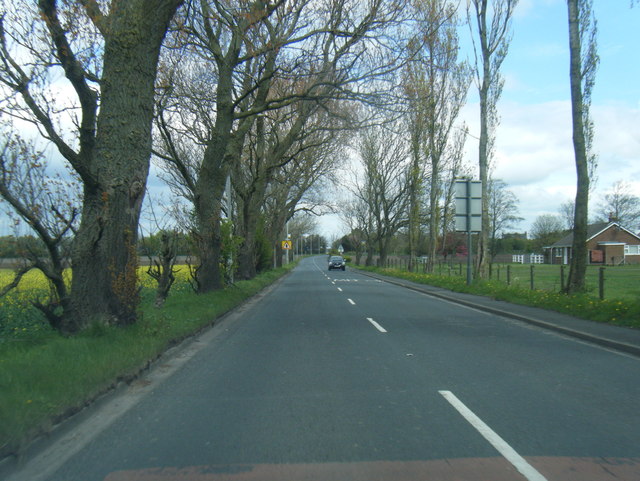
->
xmin=328 ymin=256 xmax=346 ymax=271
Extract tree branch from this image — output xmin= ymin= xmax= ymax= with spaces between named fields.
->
xmin=38 ymin=0 xmax=98 ymax=180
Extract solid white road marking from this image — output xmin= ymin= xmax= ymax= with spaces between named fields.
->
xmin=439 ymin=390 xmax=548 ymax=481
xmin=347 ymin=298 xmax=356 ymax=305
xmin=367 ymin=317 xmax=387 ymax=333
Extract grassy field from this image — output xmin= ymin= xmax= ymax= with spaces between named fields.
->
xmin=417 ymin=262 xmax=640 ymax=301
xmin=0 ymin=264 xmax=294 ymax=458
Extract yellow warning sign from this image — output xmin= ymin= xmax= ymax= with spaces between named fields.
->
xmin=282 ymin=240 xmax=292 ymax=250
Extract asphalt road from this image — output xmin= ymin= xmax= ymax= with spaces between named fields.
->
xmin=6 ymin=256 xmax=640 ymax=481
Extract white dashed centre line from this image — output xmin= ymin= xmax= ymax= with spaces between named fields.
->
xmin=347 ymin=298 xmax=356 ymax=305
xmin=337 ymin=287 xmax=343 ymax=292
xmin=366 ymin=318 xmax=387 ymax=333
xmin=439 ymin=390 xmax=548 ymax=481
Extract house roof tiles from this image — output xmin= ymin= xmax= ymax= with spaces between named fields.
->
xmin=548 ymin=222 xmax=640 ymax=248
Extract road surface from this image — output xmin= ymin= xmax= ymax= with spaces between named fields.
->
xmin=6 ymin=256 xmax=640 ymax=480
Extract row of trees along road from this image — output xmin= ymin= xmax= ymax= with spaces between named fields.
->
xmin=0 ymin=0 xmax=411 ymax=334
xmin=343 ymin=0 xmax=472 ymax=273
xmin=341 ymin=0 xmax=601 ymax=296
xmin=0 ymin=0 xmax=606 ymax=334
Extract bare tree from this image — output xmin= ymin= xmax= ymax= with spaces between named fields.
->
xmin=0 ymin=134 xmax=79 ymax=329
xmin=0 ymin=0 xmax=183 ymax=332
xmin=233 ymin=101 xmax=346 ymax=279
xmin=406 ymin=0 xmax=470 ymax=272
xmin=353 ymin=123 xmax=410 ymax=267
xmin=531 ymin=214 xmax=565 ymax=252
xmin=154 ymin=0 xmax=406 ymax=292
xmin=340 ymin=188 xmax=376 ymax=266
xmin=145 ymin=231 xmax=178 ymax=308
xmin=440 ymin=126 xmax=471 ymax=258
xmin=566 ymin=0 xmax=598 ymax=294
xmin=139 ymin=193 xmax=182 ymax=308
xmin=488 ymin=178 xmax=522 ymax=258
xmin=467 ymin=0 xmax=519 ymax=279
xmin=558 ymin=200 xmax=575 ymax=230
xmin=595 ymin=180 xmax=640 ymax=230
xmin=262 ymin=124 xmax=344 ymax=268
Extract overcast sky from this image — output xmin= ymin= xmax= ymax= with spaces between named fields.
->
xmin=320 ymin=0 xmax=640 ymax=241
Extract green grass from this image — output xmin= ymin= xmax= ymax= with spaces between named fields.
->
xmin=414 ymin=262 xmax=640 ymax=301
xmin=355 ymin=264 xmax=640 ymax=330
xmin=0 ymin=265 xmax=293 ymax=457
xmin=487 ymin=263 xmax=640 ymax=301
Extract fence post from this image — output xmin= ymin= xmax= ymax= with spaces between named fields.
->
xmin=507 ymin=265 xmax=511 ymax=286
xmin=530 ymin=265 xmax=535 ymax=290
xmin=599 ymin=267 xmax=605 ymax=300
xmin=459 ymin=263 xmax=463 ymax=276
xmin=560 ymin=265 xmax=565 ymax=292
xmin=497 ymin=265 xmax=500 ymax=281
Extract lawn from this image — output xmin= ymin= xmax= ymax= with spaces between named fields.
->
xmin=421 ymin=262 xmax=640 ymax=301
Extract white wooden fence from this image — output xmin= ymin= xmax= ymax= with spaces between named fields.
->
xmin=512 ymin=254 xmax=544 ymax=264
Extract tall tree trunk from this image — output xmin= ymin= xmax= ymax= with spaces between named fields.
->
xmin=355 ymin=246 xmax=362 ymax=266
xmin=407 ymin=128 xmax=422 ymax=272
xmin=477 ymin=51 xmax=491 ymax=280
xmin=565 ymin=0 xmax=592 ymax=293
xmin=194 ymin=161 xmax=228 ymax=293
xmin=365 ymin=240 xmax=375 ymax=266
xmin=275 ymin=242 xmax=283 ymax=268
xmin=236 ymin=200 xmax=260 ymax=280
xmin=469 ymin=0 xmax=517 ymax=279
xmin=66 ymin=1 xmax=182 ymax=332
xmin=192 ymin=60 xmax=238 ymax=293
xmin=378 ymin=236 xmax=388 ymax=268
xmin=427 ymin=148 xmax=440 ymax=273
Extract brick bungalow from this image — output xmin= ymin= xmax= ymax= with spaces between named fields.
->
xmin=546 ymin=221 xmax=640 ymax=265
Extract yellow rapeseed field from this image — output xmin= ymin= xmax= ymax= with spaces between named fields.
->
xmin=0 ymin=266 xmax=193 ymax=336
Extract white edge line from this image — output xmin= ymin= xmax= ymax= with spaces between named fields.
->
xmin=366 ymin=317 xmax=387 ymax=333
xmin=347 ymin=298 xmax=356 ymax=305
xmin=439 ymin=390 xmax=548 ymax=481
xmin=418 ymin=290 xmax=490 ymax=316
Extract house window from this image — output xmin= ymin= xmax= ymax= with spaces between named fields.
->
xmin=625 ymin=245 xmax=640 ymax=255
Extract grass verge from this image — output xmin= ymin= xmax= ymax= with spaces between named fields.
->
xmin=355 ymin=265 xmax=640 ymax=330
xmin=0 ymin=265 xmax=293 ymax=458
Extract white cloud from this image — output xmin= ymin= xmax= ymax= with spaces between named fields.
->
xmin=459 ymin=97 xmax=639 ymax=233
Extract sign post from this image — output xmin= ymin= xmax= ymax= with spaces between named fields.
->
xmin=455 ymin=179 xmax=482 ymax=285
